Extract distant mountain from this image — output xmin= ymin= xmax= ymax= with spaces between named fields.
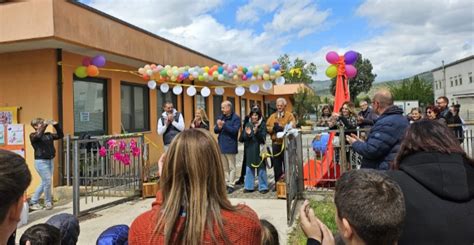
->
xmin=311 ymin=71 xmax=434 ymax=99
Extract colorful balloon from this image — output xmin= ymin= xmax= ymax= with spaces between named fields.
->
xmin=345 ymin=65 xmax=357 ymax=78
xmin=147 ymin=80 xmax=156 ymax=89
xmin=344 ymin=51 xmax=358 ymax=65
xmin=82 ymin=57 xmax=92 ymax=66
xmin=86 ymin=65 xmax=99 ymax=77
xmin=326 ymin=51 xmax=339 ymax=64
xmin=200 ymin=87 xmax=211 ymax=97
xmin=160 ymin=83 xmax=170 ymax=93
xmin=325 ymin=65 xmax=338 ymax=78
xmin=91 ymin=55 xmax=106 ymax=67
xmin=74 ymin=66 xmax=88 ymax=78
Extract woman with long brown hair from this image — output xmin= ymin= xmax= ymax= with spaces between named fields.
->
xmin=129 ymin=129 xmax=261 ymax=245
xmin=387 ymin=120 xmax=474 ymax=244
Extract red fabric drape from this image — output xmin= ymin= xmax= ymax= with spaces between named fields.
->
xmin=304 ymin=56 xmax=350 ymax=187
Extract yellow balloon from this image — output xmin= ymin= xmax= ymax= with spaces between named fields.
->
xmin=326 ymin=65 xmax=338 ymax=78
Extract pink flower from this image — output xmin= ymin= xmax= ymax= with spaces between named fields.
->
xmin=113 ymin=152 xmax=123 ymax=162
xmin=121 ymin=154 xmax=131 ymax=165
xmin=107 ymin=139 xmax=117 ymax=148
xmin=132 ymin=147 xmax=140 ymax=157
xmin=99 ymin=146 xmax=107 ymax=157
xmin=119 ymin=140 xmax=127 ymax=151
xmin=130 ymin=139 xmax=137 ymax=148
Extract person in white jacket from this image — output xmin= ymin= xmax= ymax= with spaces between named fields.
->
xmin=157 ymin=102 xmax=185 ymax=151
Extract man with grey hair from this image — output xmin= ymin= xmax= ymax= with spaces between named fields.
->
xmin=346 ymin=89 xmax=409 ymax=170
xmin=266 ymin=97 xmax=296 ymax=190
xmin=214 ymin=100 xmax=241 ymax=194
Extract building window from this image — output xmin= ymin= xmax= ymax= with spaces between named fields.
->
xmin=196 ymin=93 xmax=207 ymax=113
xmin=435 ymin=82 xmax=438 ymax=90
xmin=265 ymin=101 xmax=276 ymax=118
xmin=241 ymin=98 xmax=247 ymax=118
xmin=455 ymin=78 xmax=458 ymax=86
xmin=73 ymin=77 xmax=107 ymax=136
xmin=213 ymin=95 xmax=223 ymax=121
xmin=257 ymin=100 xmax=263 ymax=111
xmin=459 ymin=77 xmax=462 ymax=85
xmin=227 ymin=97 xmax=236 ymax=113
xmin=121 ymin=83 xmax=150 ymax=132
xmin=451 ymin=80 xmax=453 ymax=87
xmin=157 ymin=91 xmax=178 ymax=116
xmin=469 ymin=73 xmax=473 ymax=83
xmin=249 ymin=100 xmax=256 ymax=108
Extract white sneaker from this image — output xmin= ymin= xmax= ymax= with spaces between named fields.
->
xmin=30 ymin=204 xmax=43 ymax=211
xmin=45 ymin=203 xmax=53 ymax=210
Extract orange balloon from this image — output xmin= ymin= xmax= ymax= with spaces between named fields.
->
xmin=87 ymin=65 xmax=99 ymax=77
xmin=188 ymin=75 xmax=194 ymax=81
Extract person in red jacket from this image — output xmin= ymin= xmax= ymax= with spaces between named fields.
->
xmin=129 ymin=129 xmax=261 ymax=245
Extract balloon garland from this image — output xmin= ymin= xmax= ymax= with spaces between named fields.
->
xmin=72 ymin=54 xmax=300 ymax=97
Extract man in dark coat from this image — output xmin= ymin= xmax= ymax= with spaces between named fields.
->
xmin=347 ymin=90 xmax=409 ymax=170
xmin=214 ymin=100 xmax=241 ymax=194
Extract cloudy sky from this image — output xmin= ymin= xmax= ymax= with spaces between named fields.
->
xmin=79 ymin=0 xmax=473 ymax=82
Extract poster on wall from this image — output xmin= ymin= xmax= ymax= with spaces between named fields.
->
xmin=7 ymin=124 xmax=24 ymax=145
xmin=0 ymin=124 xmax=4 ymax=145
xmin=0 ymin=107 xmax=20 ymax=124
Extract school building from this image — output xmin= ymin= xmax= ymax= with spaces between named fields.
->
xmin=0 ymin=0 xmax=308 ymax=194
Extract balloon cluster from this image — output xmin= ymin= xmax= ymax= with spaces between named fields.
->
xmin=74 ymin=55 xmax=107 ymax=78
xmin=325 ymin=51 xmax=358 ymax=79
xmin=99 ymin=139 xmax=140 ymax=166
xmin=140 ymin=62 xmax=286 ymax=97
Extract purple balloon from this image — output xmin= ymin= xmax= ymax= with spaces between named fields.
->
xmin=326 ymin=51 xmax=339 ymax=64
xmin=345 ymin=65 xmax=357 ymax=78
xmin=82 ymin=57 xmax=92 ymax=66
xmin=344 ymin=51 xmax=358 ymax=65
xmin=91 ymin=55 xmax=106 ymax=67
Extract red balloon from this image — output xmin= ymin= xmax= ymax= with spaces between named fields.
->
xmin=82 ymin=57 xmax=92 ymax=66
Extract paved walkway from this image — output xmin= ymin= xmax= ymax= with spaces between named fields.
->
xmin=16 ymin=197 xmax=291 ymax=245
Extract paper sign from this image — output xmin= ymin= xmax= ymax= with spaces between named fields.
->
xmin=7 ymin=124 xmax=24 ymax=145
xmin=80 ymin=112 xmax=90 ymax=122
xmin=0 ymin=124 xmax=4 ymax=145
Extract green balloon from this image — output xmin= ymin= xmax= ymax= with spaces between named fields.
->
xmin=243 ymin=67 xmax=248 ymax=74
xmin=75 ymin=66 xmax=88 ymax=78
xmin=325 ymin=65 xmax=338 ymax=78
xmin=160 ymin=69 xmax=167 ymax=77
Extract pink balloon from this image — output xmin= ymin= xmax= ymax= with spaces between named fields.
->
xmin=345 ymin=65 xmax=357 ymax=78
xmin=82 ymin=57 xmax=91 ymax=66
xmin=326 ymin=51 xmax=339 ymax=64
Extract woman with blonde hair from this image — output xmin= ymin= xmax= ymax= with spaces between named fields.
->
xmin=190 ymin=107 xmax=209 ymax=130
xmin=129 ymin=129 xmax=261 ymax=245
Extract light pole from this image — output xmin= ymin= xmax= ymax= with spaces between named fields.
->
xmin=442 ymin=60 xmax=446 ymax=96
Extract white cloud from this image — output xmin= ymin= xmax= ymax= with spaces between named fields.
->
xmin=87 ymin=0 xmax=223 ymax=29
xmin=236 ymin=0 xmax=282 ymax=23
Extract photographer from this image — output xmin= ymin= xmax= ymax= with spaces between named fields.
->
xmin=29 ymin=118 xmax=63 ymax=211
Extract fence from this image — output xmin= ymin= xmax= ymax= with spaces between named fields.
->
xmin=284 ymin=123 xmax=474 ymax=225
xmin=63 ymin=133 xmax=146 ymax=216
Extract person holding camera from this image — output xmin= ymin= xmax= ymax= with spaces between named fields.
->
xmin=266 ymin=98 xmax=296 ymax=190
xmin=29 ymin=118 xmax=63 ymax=210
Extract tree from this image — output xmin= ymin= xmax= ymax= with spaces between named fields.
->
xmin=389 ymin=76 xmax=433 ymax=106
xmin=331 ymin=53 xmax=376 ymax=101
xmin=291 ymin=87 xmax=320 ymax=126
xmin=277 ymin=54 xmax=317 ymax=84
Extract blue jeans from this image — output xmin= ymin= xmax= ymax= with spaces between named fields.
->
xmin=31 ymin=159 xmax=53 ymax=204
xmin=244 ymin=165 xmax=268 ymax=191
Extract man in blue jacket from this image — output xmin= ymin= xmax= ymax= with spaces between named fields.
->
xmin=214 ymin=100 xmax=241 ymax=194
xmin=346 ymin=90 xmax=409 ymax=170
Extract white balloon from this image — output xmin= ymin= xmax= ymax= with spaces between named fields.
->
xmin=249 ymin=84 xmax=259 ymax=94
xmin=215 ymin=87 xmax=225 ymax=95
xmin=186 ymin=86 xmax=197 ymax=96
xmin=262 ymin=81 xmax=273 ymax=90
xmin=147 ymin=80 xmax=156 ymax=89
xmin=235 ymin=86 xmax=245 ymax=96
xmin=146 ymin=69 xmax=153 ymax=76
xmin=275 ymin=76 xmax=286 ymax=86
xmin=201 ymin=87 xmax=211 ymax=97
xmin=173 ymin=85 xmax=183 ymax=95
xmin=160 ymin=83 xmax=169 ymax=93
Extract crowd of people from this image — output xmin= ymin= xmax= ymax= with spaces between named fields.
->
xmin=1 ymin=89 xmax=473 ymax=244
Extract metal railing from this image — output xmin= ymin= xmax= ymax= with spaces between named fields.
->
xmin=63 ymin=133 xmax=146 ymax=216
xmin=284 ymin=123 xmax=474 ymax=225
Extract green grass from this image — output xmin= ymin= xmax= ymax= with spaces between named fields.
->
xmin=288 ymin=198 xmax=337 ymax=245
